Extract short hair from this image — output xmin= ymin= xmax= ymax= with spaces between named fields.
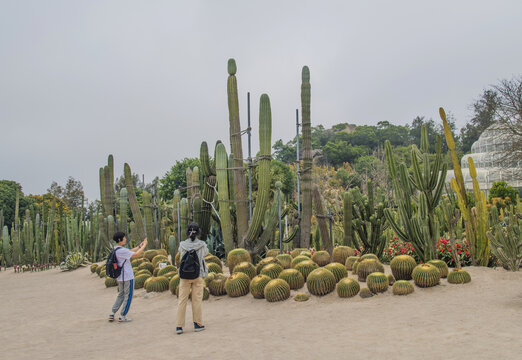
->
xmin=113 ymin=231 xmax=126 ymax=243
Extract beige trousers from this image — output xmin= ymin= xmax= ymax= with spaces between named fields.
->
xmin=176 ymin=277 xmax=204 ymax=327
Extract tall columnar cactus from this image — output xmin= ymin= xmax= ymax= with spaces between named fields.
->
xmin=487 ymin=209 xmax=522 ymax=271
xmin=227 ymin=59 xmax=249 ymax=245
xmin=119 ymin=188 xmax=128 ymax=233
xmin=343 ymin=192 xmax=354 ymax=247
xmin=200 ymin=175 xmax=215 ymax=241
xmin=103 ymin=165 xmax=115 ymax=218
xmin=142 ymin=191 xmax=155 ymax=248
xmin=216 ymin=142 xmax=234 ymax=254
xmin=200 ymin=141 xmax=213 ymax=177
xmin=384 ymin=125 xmax=447 ymax=262
xmin=2 ymin=226 xmax=11 ymax=266
xmin=172 ymin=189 xmax=180 ymax=242
xmin=300 ymin=66 xmax=312 ymax=249
xmin=180 ymin=198 xmax=189 ymax=238
xmin=124 ymin=163 xmax=146 ymax=241
xmin=348 ymin=180 xmax=389 ymax=256
xmin=312 ymin=184 xmax=333 ymax=258
xmin=192 ymin=166 xmax=200 ymax=198
xmin=244 ymin=94 xmax=272 ymax=252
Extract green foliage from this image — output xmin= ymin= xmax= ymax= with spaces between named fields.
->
xmin=158 ymin=158 xmax=200 ymax=200
xmin=489 ymin=181 xmax=518 ymax=205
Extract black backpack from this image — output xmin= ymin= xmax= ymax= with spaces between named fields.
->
xmin=106 ymin=247 xmax=126 ymax=279
xmin=179 ymin=249 xmax=201 ymax=279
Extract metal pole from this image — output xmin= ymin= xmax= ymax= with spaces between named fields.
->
xmin=296 ymin=109 xmax=301 ymax=246
xmin=278 ymin=186 xmax=282 ymax=254
xmin=247 ymin=92 xmax=253 ymax=222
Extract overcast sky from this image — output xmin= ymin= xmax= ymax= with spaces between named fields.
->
xmin=1 ymin=0 xmax=521 ymax=202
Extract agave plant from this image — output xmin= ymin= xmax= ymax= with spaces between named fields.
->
xmin=60 ymin=251 xmax=90 ymax=271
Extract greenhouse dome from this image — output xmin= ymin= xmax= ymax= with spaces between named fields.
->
xmin=446 ymin=123 xmax=521 ymax=195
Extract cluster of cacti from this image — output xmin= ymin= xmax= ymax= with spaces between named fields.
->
xmin=278 ymin=269 xmax=304 ymax=290
xmin=291 ymin=255 xmax=310 ymax=268
xmin=256 ymin=257 xmax=279 ymax=274
xmin=208 ymin=274 xmax=227 ymax=296
xmin=487 ymin=208 xmax=522 ymax=271
xmin=169 ymin=275 xmax=181 ymax=294
xmin=357 ymin=259 xmax=384 ymax=282
xmin=135 ymin=273 xmax=152 ymax=289
xmin=145 ymin=276 xmax=170 ymax=292
xmin=294 ymin=260 xmax=318 ymax=281
xmin=392 ymin=280 xmax=415 ymax=295
xmin=266 ymin=249 xmax=280 ymax=258
xmin=250 ymin=275 xmax=272 ymax=299
xmin=205 ymin=254 xmax=222 ymax=268
xmin=275 ymin=253 xmax=292 ymax=269
xmin=208 ymin=262 xmax=223 ymax=274
xmin=332 ymin=246 xmax=355 ymax=265
xmin=226 ymin=248 xmax=251 ymax=273
xmin=233 ymin=261 xmax=256 ymax=279
xmin=144 ymin=250 xmax=158 ymax=262
xmin=138 ymin=262 xmax=154 ymax=274
xmin=345 ymin=256 xmax=358 ymax=271
xmin=312 ymin=185 xmax=333 ymax=256
xmin=306 ymin=268 xmax=336 ymax=296
xmin=324 ymin=262 xmax=348 ymax=282
xmin=427 ymin=260 xmax=449 ymax=278
xmin=60 ymin=251 xmax=90 ymax=271
xmin=290 ymin=248 xmax=307 ymax=258
xmin=447 ymin=269 xmax=472 ymax=284
xmin=294 ymin=293 xmax=310 ymax=302
xmin=390 ymin=255 xmax=417 ymax=280
xmin=311 ymin=250 xmax=331 ymax=267
xmin=366 ymin=272 xmax=388 ymax=293
xmin=225 ymin=272 xmax=250 ymax=297
xmin=260 ymin=263 xmax=283 ymax=279
xmin=157 ymin=265 xmax=177 ymax=277
xmin=264 ymin=279 xmax=290 ymax=302
xmin=336 ymin=278 xmax=360 ymax=298
xmin=411 ymin=264 xmax=441 ymax=287
xmin=152 ymin=255 xmax=169 ymax=267
xmin=90 ymin=263 xmax=98 ymax=273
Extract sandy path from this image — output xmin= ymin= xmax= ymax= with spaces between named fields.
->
xmin=1 ymin=265 xmax=521 ymax=360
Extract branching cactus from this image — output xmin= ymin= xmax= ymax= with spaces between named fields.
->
xmin=300 ymin=66 xmax=312 ymax=248
xmin=384 ymin=125 xmax=447 ymax=262
xmin=124 ymin=163 xmax=146 ymax=241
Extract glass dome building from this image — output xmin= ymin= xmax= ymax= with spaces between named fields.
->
xmin=446 ymin=123 xmax=521 ymax=195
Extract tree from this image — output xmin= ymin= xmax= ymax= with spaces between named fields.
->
xmin=460 ymin=90 xmax=499 ymax=154
xmin=0 ymin=180 xmax=32 ymax=231
xmin=62 ymin=177 xmax=84 ymax=209
xmin=47 ymin=181 xmax=63 ymax=198
xmin=488 ymin=181 xmax=518 ymax=206
xmin=409 ymin=116 xmax=439 ymax=152
xmin=159 ymin=158 xmax=200 ymax=200
xmin=322 ymin=140 xmax=367 ymax=168
xmin=273 ymin=139 xmax=297 ymax=164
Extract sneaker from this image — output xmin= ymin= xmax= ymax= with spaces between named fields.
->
xmin=176 ymin=327 xmax=183 ymax=335
xmin=118 ymin=316 xmax=132 ymax=323
xmin=194 ymin=322 xmax=205 ymax=332
xmin=108 ymin=314 xmax=115 ymax=322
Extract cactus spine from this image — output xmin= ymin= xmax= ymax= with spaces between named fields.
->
xmin=300 ymin=66 xmax=312 ymax=248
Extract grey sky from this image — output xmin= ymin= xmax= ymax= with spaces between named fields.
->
xmin=1 ymin=1 xmax=521 ymax=202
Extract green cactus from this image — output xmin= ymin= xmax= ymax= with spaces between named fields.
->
xmin=392 ymin=280 xmax=415 ymax=295
xmin=256 ymin=256 xmax=278 ymax=274
xmin=105 ymin=277 xmax=118 ymax=288
xmin=390 ymin=255 xmax=417 ymax=280
xmin=225 ymin=272 xmax=250 ymax=297
xmin=324 ymin=262 xmax=348 ymax=283
xmin=103 ymin=165 xmax=115 ymax=218
xmin=135 ymin=269 xmax=152 ymax=277
xmin=264 ymin=278 xmax=291 ymax=302
xmin=278 ymin=268 xmax=305 ymax=290
xmin=152 ymin=254 xmax=169 ymax=267
xmin=135 ymin=273 xmax=152 ymax=289
xmin=387 ymin=274 xmax=396 ymax=286
xmin=301 ymin=66 xmax=312 ymax=249
xmin=332 ymin=246 xmax=355 ymax=266
xmin=250 ymin=274 xmax=272 ymax=299
xmin=290 ymin=248 xmax=308 ymax=258
xmin=208 ymin=262 xmax=223 ymax=274
xmin=2 ymin=226 xmax=11 ymax=266
xmin=367 ymin=272 xmax=389 ymax=293
xmin=359 ymin=287 xmax=373 ymax=298
xmin=294 ymin=293 xmax=310 ymax=301
xmin=357 ymin=259 xmax=384 ymax=282
xmin=142 ymin=191 xmax=155 ymax=248
xmin=169 ymin=275 xmax=181 ymax=294
xmin=124 ymin=163 xmax=146 ymax=241
xmin=294 ymin=259 xmax=318 ymax=281
xmin=343 ymin=192 xmax=354 ymax=247
xmin=265 ymin=249 xmax=280 ymax=258
xmin=199 ymin=174 xmax=216 ymax=241
xmin=145 ymin=276 xmax=170 ymax=292
xmin=306 ymin=268 xmax=336 ymax=296
xmin=157 ymin=265 xmax=177 ymax=277
xmin=119 ymin=188 xmax=128 ymax=233
xmin=427 ymin=259 xmax=449 ymax=278
xmin=447 ymin=269 xmax=472 ymax=284
xmin=179 ymin=198 xmax=189 ymax=242
xmin=226 ymin=248 xmax=251 ymax=273
xmin=260 ymin=263 xmax=283 ymax=279
xmin=138 ymin=261 xmax=154 ymax=274
xmin=208 ymin=274 xmax=227 ymax=296
xmin=487 ymin=209 xmax=522 ymax=271
xmin=336 ymin=278 xmax=360 ymax=298
xmin=311 ymin=250 xmax=331 ymax=267
xmin=204 ymin=254 xmax=222 ymax=268
xmin=312 ymin=184 xmax=333 ymax=256
xmin=215 ymin=143 xmax=234 ymax=254
xmin=345 ymin=256 xmax=358 ymax=271
xmin=275 ymin=253 xmax=292 ymax=269
xmin=412 ymin=264 xmax=440 ymax=287
xmin=233 ymin=261 xmax=256 ymax=279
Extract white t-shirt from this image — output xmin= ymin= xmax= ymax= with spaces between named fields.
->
xmin=114 ymin=246 xmax=134 ymax=281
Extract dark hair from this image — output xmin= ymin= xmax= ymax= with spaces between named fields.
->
xmin=186 ymin=222 xmax=200 ymax=241
xmin=113 ymin=231 xmax=126 ymax=243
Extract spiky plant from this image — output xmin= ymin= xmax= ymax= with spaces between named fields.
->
xmin=138 ymin=262 xmax=154 ymax=274
xmin=290 ymin=248 xmax=308 ymax=258
xmin=90 ymin=263 xmax=98 ymax=273
xmin=390 ymin=255 xmax=417 ymax=280
xmin=152 ymin=255 xmax=169 ymax=268
xmin=99 ymin=268 xmax=106 ymax=278
xmin=209 ymin=274 xmax=227 ymax=296
xmin=157 ymin=265 xmax=177 ymax=277
xmin=135 ymin=269 xmax=152 ymax=277
xmin=226 ymin=248 xmax=251 ymax=273
xmin=260 ymin=263 xmax=283 ymax=279
xmin=204 ymin=254 xmax=222 ymax=268
xmin=412 ymin=264 xmax=440 ymax=287
xmin=345 ymin=256 xmax=359 ymax=271
xmin=266 ymin=249 xmax=280 ymax=258
xmin=256 ymin=256 xmax=278 ymax=274
xmin=135 ymin=273 xmax=151 ymax=289
xmin=332 ymin=246 xmax=355 ymax=265
xmin=205 ymin=273 xmax=216 ymax=287
xmin=294 ymin=293 xmax=310 ymax=302
xmin=359 ymin=287 xmax=373 ymax=298
xmin=144 ymin=250 xmax=158 ymax=262
xmin=300 ymin=66 xmax=312 ymax=248
xmin=306 ymin=268 xmax=336 ymax=296
xmin=278 ymin=268 xmax=305 ymax=290
xmin=294 ymin=260 xmax=319 ymax=281
xmin=324 ymin=262 xmax=348 ymax=283
xmin=275 ymin=254 xmax=292 ymax=269
xmin=105 ymin=277 xmax=118 ymax=288
xmin=208 ymin=262 xmax=223 ymax=274
xmin=145 ymin=276 xmax=170 ymax=292
xmin=175 ymin=252 xmax=181 ymax=267
xmin=131 ymin=258 xmax=148 ymax=267
xmin=264 ymin=279 xmax=290 ymax=302
xmin=360 ymin=253 xmax=379 ymax=261
xmin=357 ymin=259 xmax=384 ymax=282
xmin=163 ymin=271 xmax=177 ymax=280
xmin=336 ymin=278 xmax=360 ymax=298
xmin=250 ymin=275 xmax=272 ymax=299
xmin=233 ymin=261 xmax=256 ymax=279
xmin=311 ymin=250 xmax=331 ymax=267
xmin=300 ymin=251 xmax=312 ymax=258
xmin=291 ymin=255 xmax=310 ymax=268
xmin=366 ymin=272 xmax=388 ymax=293
xmin=96 ymin=264 xmax=104 ymax=275
xmin=225 ymin=272 xmax=250 ymax=297
xmin=447 ymin=269 xmax=472 ymax=284
xmin=387 ymin=274 xmax=396 ymax=286
xmin=169 ymin=275 xmax=180 ymax=295
xmin=392 ymin=280 xmax=415 ymax=295
xmin=157 ymin=249 xmax=168 ymax=257
xmin=427 ymin=259 xmax=449 ymax=278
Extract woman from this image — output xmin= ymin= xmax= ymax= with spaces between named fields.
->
xmin=176 ymin=222 xmax=209 ymax=334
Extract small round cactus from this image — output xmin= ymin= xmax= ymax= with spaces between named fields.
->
xmin=447 ymin=269 xmax=471 ymax=284
xmin=352 ymin=261 xmax=360 ymax=274
xmin=390 ymin=255 xmax=417 ymax=280
xmin=290 ymin=248 xmax=308 ymax=258
xmin=291 ymin=255 xmax=310 ymax=268
xmin=306 ymin=268 xmax=336 ymax=296
xmin=412 ymin=264 xmax=441 ymax=288
xmin=366 ymin=272 xmax=389 ymax=294
xmin=208 ymin=274 xmax=227 ymax=296
xmin=359 ymin=287 xmax=373 ymax=298
xmin=294 ymin=260 xmax=319 ymax=281
xmin=157 ymin=265 xmax=177 ymax=277
xmin=332 ymin=246 xmax=355 ymax=264
xmin=174 ymin=252 xmax=181 ymax=266
xmin=105 ymin=277 xmax=118 ymax=288
xmin=138 ymin=262 xmax=154 ymax=275
xmin=392 ymin=280 xmax=415 ymax=295
xmin=360 ymin=253 xmax=379 ymax=261
xmin=144 ymin=249 xmax=158 ymax=262
xmin=387 ymin=274 xmax=396 ymax=286
xmin=250 ymin=275 xmax=272 ymax=299
xmin=311 ymin=250 xmax=331 ymax=266
xmin=300 ymin=250 xmax=312 ymax=258
xmin=207 ymin=262 xmax=223 ymax=274
xmin=225 ymin=272 xmax=251 ymax=297
xmin=260 ymin=263 xmax=283 ymax=279
xmin=152 ymin=254 xmax=169 ymax=268
xmin=163 ymin=271 xmax=177 ymax=280
xmin=131 ymin=257 xmax=148 ymax=267
xmin=156 ymin=249 xmax=168 ymax=257
xmin=96 ymin=264 xmax=104 ymax=275
xmin=345 ymin=256 xmax=359 ymax=271
xmin=227 ymin=248 xmax=251 ymax=273
xmin=99 ymin=268 xmax=106 ymax=278
xmin=169 ymin=275 xmax=180 ymax=295
xmin=233 ymin=261 xmax=256 ymax=279
xmin=135 ymin=273 xmax=151 ymax=289
xmin=256 ymin=257 xmax=279 ymax=274
xmin=275 ymin=253 xmax=293 ymax=269
xmin=135 ymin=269 xmax=152 ymax=277
xmin=265 ymin=249 xmax=280 ymax=258
xmin=324 ymin=262 xmax=348 ymax=283
xmin=90 ymin=263 xmax=98 ymax=273
xmin=278 ymin=268 xmax=305 ymax=290
xmin=205 ymin=273 xmax=215 ymax=287
xmin=336 ymin=278 xmax=360 ymax=298
xmin=264 ymin=279 xmax=290 ymax=302
xmin=427 ymin=259 xmax=449 ymax=278
xmin=145 ymin=276 xmax=170 ymax=292
xmin=204 ymin=254 xmax=222 ymax=268
xmin=294 ymin=293 xmax=310 ymax=302
xmin=357 ymin=259 xmax=385 ymax=282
